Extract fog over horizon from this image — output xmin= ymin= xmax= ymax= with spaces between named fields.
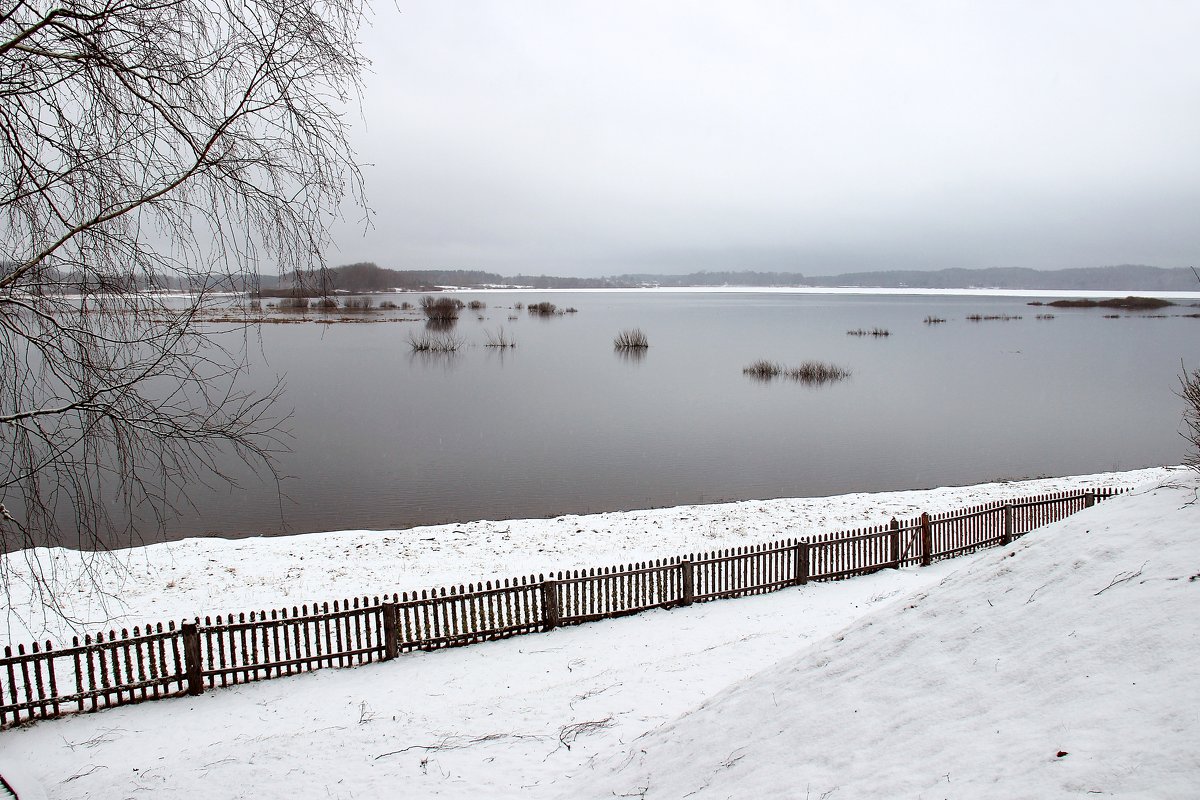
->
xmin=328 ymin=2 xmax=1200 ymax=278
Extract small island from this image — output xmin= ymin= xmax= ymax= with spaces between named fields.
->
xmin=1028 ymin=296 xmax=1174 ymax=309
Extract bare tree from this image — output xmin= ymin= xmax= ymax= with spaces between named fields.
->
xmin=1181 ymin=267 xmax=1200 ymax=476
xmin=1182 ymin=364 xmax=1200 ymax=474
xmin=0 ymin=0 xmax=367 ymax=615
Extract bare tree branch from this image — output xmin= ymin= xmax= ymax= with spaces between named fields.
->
xmin=0 ymin=0 xmax=368 ymax=617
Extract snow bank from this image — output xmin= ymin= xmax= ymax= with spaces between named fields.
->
xmin=1 ymin=468 xmax=1172 ymax=647
xmin=579 ymin=475 xmax=1200 ymax=798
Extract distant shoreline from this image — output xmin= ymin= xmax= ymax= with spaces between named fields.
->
xmin=429 ymin=285 xmax=1200 ymax=299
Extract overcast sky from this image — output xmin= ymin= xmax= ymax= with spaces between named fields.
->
xmin=327 ymin=1 xmax=1200 ymax=277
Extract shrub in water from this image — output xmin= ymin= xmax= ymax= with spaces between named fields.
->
xmin=613 ymin=328 xmax=649 ymax=349
xmin=407 ymin=332 xmax=464 ymax=352
xmin=421 ymin=296 xmax=462 ymax=321
xmin=484 ymin=327 xmax=517 ymax=348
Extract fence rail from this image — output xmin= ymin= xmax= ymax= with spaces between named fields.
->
xmin=0 ymin=487 xmax=1119 ymax=728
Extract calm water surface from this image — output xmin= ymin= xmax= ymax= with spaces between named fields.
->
xmin=159 ymin=291 xmax=1198 ymax=541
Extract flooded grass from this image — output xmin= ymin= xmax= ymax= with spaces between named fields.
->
xmin=484 ymin=327 xmax=517 ymax=348
xmin=742 ymin=359 xmax=782 ymax=379
xmin=744 ymin=358 xmax=851 ymax=385
xmin=408 ymin=332 xmax=465 ymax=352
xmin=787 ymin=361 xmax=852 ymax=385
xmin=613 ymin=328 xmax=649 ymax=349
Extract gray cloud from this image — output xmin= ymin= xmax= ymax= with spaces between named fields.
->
xmin=327 ymin=1 xmax=1200 ymax=276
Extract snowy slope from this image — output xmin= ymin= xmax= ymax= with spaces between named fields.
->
xmin=0 ymin=543 xmax=973 ymax=799
xmin=576 ymin=478 xmax=1200 ymax=799
xmin=0 ymin=471 xmax=1193 ymax=799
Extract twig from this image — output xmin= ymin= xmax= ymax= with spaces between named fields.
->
xmin=1026 ymin=582 xmax=1050 ymax=604
xmin=62 ymin=727 xmax=127 ymax=751
xmin=375 ymin=732 xmax=546 ymax=760
xmin=570 ymin=680 xmax=620 ymax=709
xmin=60 ymin=765 xmax=108 ymax=783
xmin=1094 ymin=562 xmax=1148 ymax=596
xmin=718 ymin=748 xmax=747 ymax=769
xmin=558 ymin=716 xmax=615 ymax=750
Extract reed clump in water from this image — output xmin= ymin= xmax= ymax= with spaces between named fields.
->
xmin=613 ymin=328 xmax=649 ymax=349
xmin=787 ymin=361 xmax=852 ymax=385
xmin=407 ymin=332 xmax=464 ymax=352
xmin=744 ymin=359 xmax=850 ymax=385
xmin=484 ymin=327 xmax=517 ymax=348
xmin=742 ymin=360 xmax=783 ymax=379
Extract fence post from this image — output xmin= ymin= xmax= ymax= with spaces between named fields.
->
xmin=1084 ymin=491 xmax=1096 ymax=508
xmin=680 ymin=559 xmax=694 ymax=606
xmin=540 ymin=578 xmax=560 ymax=631
xmin=1001 ymin=504 xmax=1013 ymax=546
xmin=182 ymin=621 xmax=204 ymax=696
xmin=920 ymin=512 xmax=932 ymax=567
xmin=889 ymin=519 xmax=901 ymax=569
xmin=381 ymin=602 xmax=399 ymax=661
xmin=794 ymin=540 xmax=810 ymax=585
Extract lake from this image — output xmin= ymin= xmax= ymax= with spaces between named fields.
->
xmin=144 ymin=290 xmax=1200 ymax=542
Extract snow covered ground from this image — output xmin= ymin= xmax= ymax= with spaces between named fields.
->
xmin=0 ymin=466 xmax=1195 ymax=798
xmin=0 ymin=467 xmax=1174 ymax=647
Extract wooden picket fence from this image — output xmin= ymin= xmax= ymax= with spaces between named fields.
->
xmin=0 ymin=488 xmax=1120 ymax=728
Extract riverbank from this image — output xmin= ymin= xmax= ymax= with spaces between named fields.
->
xmin=0 ymin=467 xmax=1193 ymax=798
xmin=0 ymin=466 xmax=1176 ymax=647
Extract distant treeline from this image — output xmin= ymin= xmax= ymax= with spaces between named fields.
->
xmin=11 ymin=260 xmax=1197 ymax=294
xmin=267 ymin=263 xmax=636 ymax=294
xmin=255 ymin=263 xmax=1199 ymax=295
xmin=803 ymin=265 xmax=1199 ymax=291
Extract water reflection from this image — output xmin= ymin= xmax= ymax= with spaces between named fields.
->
xmin=407 ymin=349 xmax=462 ymax=370
xmin=615 ymin=347 xmax=648 ymax=365
xmin=424 ymin=317 xmax=458 ymax=332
